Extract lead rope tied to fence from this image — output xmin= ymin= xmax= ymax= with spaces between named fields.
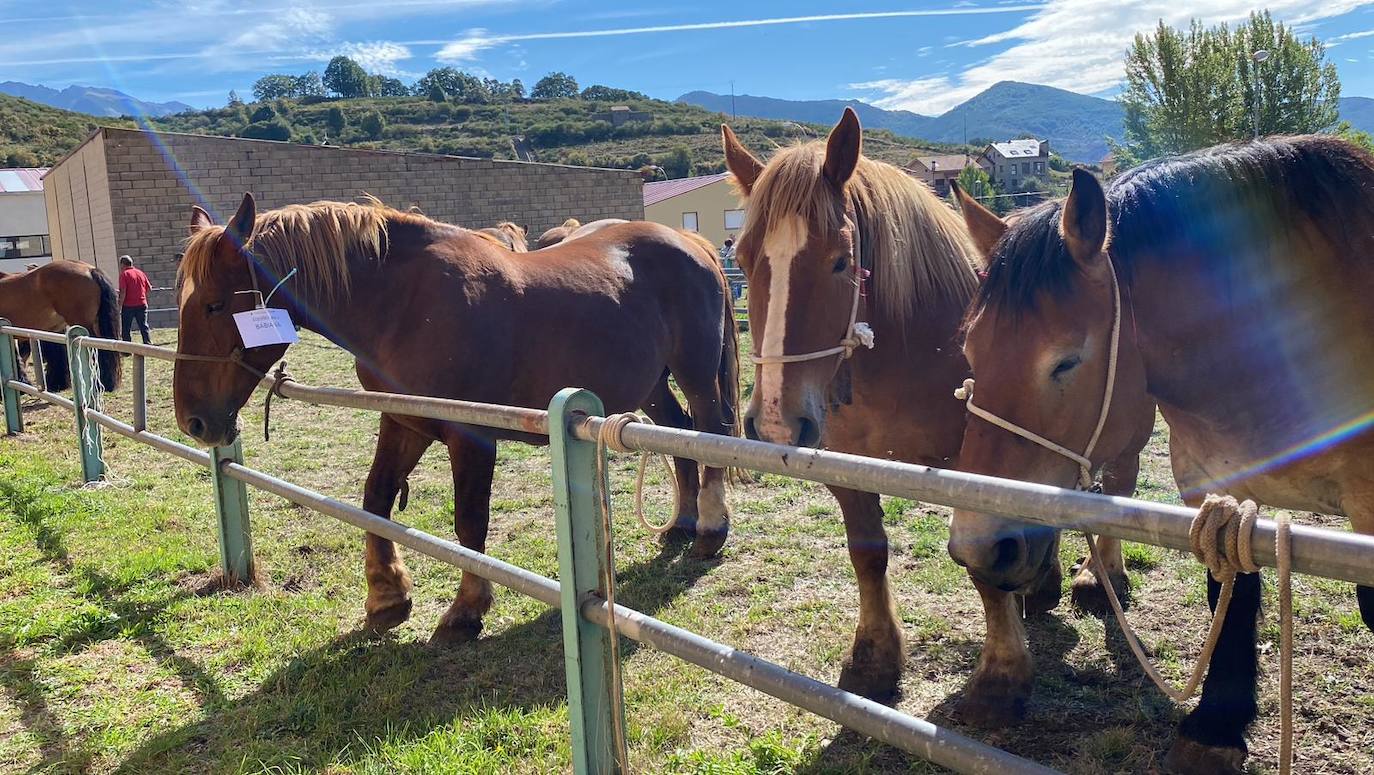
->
xmin=592 ymin=412 xmax=640 ymax=771
xmin=955 ymin=252 xmax=1295 ymax=774
xmin=597 ymin=412 xmax=681 ymax=535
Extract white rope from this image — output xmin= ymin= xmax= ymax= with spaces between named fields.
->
xmin=598 ymin=412 xmax=681 ymax=535
xmin=953 ymin=256 xmax=1294 ymax=774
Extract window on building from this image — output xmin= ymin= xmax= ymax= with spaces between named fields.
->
xmin=682 ymin=212 xmax=699 ymax=232
xmin=1022 ymin=162 xmax=1030 ymax=175
xmin=0 ymin=235 xmax=50 ymax=259
xmin=723 ymin=209 xmax=746 ymax=230
xmin=1034 ymin=161 xmax=1045 ymax=174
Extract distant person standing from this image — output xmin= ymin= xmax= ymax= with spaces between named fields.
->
xmin=117 ymin=255 xmax=152 ymax=344
xmin=719 ymin=237 xmax=736 ymax=268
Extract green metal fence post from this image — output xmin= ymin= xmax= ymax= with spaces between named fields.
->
xmin=549 ymin=387 xmax=626 ymax=775
xmin=66 ymin=326 xmax=104 ymax=482
xmin=0 ymin=320 xmax=22 ymax=435
xmin=210 ymin=439 xmax=255 ymax=585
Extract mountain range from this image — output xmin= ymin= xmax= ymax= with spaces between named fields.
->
xmin=680 ymin=82 xmax=1374 ymax=162
xmin=0 ymin=81 xmax=192 ymax=118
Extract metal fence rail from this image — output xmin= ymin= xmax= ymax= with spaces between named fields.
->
xmin=3 ymin=321 xmax=1374 ymax=774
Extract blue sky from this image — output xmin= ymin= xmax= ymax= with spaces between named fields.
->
xmin=6 ymin=1 xmax=1374 ymax=113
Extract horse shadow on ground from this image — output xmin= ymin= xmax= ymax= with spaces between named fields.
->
xmin=113 ymin=538 xmax=714 ymax=772
xmin=803 ymin=605 xmax=1181 ymax=772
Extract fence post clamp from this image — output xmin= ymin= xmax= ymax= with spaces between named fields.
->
xmin=67 ymin=326 xmax=104 ymax=482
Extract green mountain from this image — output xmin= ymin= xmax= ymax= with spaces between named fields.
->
xmin=0 ymin=93 xmax=133 ymax=167
xmin=1 ymin=92 xmax=959 ymax=176
xmin=681 ymin=82 xmax=1374 ymax=163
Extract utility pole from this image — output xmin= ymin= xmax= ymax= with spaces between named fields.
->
xmin=1252 ymin=49 xmax=1270 ymax=139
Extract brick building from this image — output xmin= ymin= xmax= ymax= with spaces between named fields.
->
xmin=43 ymin=127 xmax=644 ymax=323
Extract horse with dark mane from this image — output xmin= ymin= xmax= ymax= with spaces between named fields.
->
xmin=952 ymin=136 xmax=1374 ymax=773
xmin=0 ymin=260 xmax=122 ymax=390
xmin=722 ymin=108 xmax=1142 ymax=702
xmin=173 ymin=194 xmax=741 ymax=641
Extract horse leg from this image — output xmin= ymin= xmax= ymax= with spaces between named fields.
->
xmin=639 ymin=374 xmax=701 ymax=539
xmin=14 ymin=339 xmax=31 ymax=384
xmin=1019 ymin=532 xmax=1063 ymax=616
xmin=673 ymin=372 xmax=734 ymax=560
xmin=1071 ymin=451 xmax=1138 ymax=615
xmin=959 ymin=577 xmax=1033 ymax=727
xmin=433 ymin=433 xmax=498 ymax=644
xmin=1345 ymin=500 xmax=1374 ymax=632
xmin=361 ymin=415 xmax=431 ymax=633
xmin=1163 ymin=570 xmax=1260 ymax=774
xmin=832 ymin=486 xmax=905 ymax=702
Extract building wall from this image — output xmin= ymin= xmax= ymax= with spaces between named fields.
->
xmin=644 ymin=178 xmax=745 ymax=251
xmin=42 ymin=134 xmax=117 ymax=276
xmin=76 ymin=128 xmax=643 ymax=323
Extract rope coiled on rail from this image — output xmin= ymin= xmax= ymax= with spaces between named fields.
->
xmin=596 ymin=412 xmax=682 ymax=535
xmin=1086 ymin=494 xmax=1293 ymax=774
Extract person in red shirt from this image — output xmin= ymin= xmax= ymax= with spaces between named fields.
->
xmin=117 ymin=255 xmax=152 ymax=344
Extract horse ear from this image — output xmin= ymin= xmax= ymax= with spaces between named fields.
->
xmin=822 ymin=107 xmax=862 ymax=188
xmin=721 ymin=124 xmax=763 ymax=195
xmin=1061 ymin=168 xmax=1108 ymax=265
xmin=951 ymin=181 xmax=1005 ymax=266
xmin=189 ymin=205 xmax=213 ymax=234
xmin=225 ymin=193 xmax=257 ymax=248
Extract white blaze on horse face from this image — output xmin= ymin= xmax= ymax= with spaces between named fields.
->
xmin=757 ymin=214 xmax=808 ymax=441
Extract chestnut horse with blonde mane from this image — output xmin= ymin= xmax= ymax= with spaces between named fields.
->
xmin=173 ymin=194 xmax=741 ymax=641
xmin=0 ymin=260 xmax=121 ymax=391
xmin=952 ymin=137 xmax=1374 ymax=773
xmin=723 ymin=109 xmax=1142 ymax=702
xmin=475 ymin=221 xmax=528 ymax=252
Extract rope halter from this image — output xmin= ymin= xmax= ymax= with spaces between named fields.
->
xmin=954 ymin=254 xmax=1123 ymax=490
xmin=750 ymin=259 xmax=875 ymax=365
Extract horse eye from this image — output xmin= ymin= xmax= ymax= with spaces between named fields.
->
xmin=1051 ymin=356 xmax=1081 ymax=379
xmin=832 ymin=255 xmax=848 ymax=273
xmin=207 ymin=302 xmax=225 ymax=314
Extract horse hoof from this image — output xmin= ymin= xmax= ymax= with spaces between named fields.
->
xmin=430 ymin=618 xmax=483 ymax=646
xmin=365 ymin=598 xmax=413 ymax=634
xmin=660 ymin=521 xmax=696 ymax=545
xmin=1071 ymin=570 xmax=1129 ymax=617
xmin=1162 ymin=737 xmax=1246 ymax=775
xmin=689 ymin=527 xmax=728 ymax=559
xmin=957 ymin=674 xmax=1029 ymax=728
xmin=837 ymin=649 xmax=902 ymax=703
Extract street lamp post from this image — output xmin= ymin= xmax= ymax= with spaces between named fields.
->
xmin=1252 ymin=49 xmax=1270 ymax=139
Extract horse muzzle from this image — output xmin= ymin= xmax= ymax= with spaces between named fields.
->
xmin=181 ymin=411 xmax=240 ymax=447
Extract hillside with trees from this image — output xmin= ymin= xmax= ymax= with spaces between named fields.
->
xmin=0 ymin=57 xmax=962 ymax=178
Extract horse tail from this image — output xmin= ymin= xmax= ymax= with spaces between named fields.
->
xmin=91 ymin=268 xmax=122 ymax=391
xmin=40 ymin=340 xmax=70 ymax=392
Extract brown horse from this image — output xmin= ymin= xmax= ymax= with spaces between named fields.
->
xmin=476 ymin=221 xmax=528 ymax=252
xmin=534 ymin=217 xmax=582 ymax=248
xmin=173 ymin=194 xmax=741 ymax=640
xmin=952 ymin=137 xmax=1374 ymax=773
xmin=721 ymin=108 xmax=1137 ymax=701
xmin=0 ymin=260 xmax=121 ymax=391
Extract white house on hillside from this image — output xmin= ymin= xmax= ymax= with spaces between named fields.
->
xmin=980 ymin=139 xmax=1049 ymax=189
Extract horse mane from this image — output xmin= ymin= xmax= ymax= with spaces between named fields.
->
xmin=561 ymin=217 xmax=581 ymax=229
xmin=180 ymin=198 xmax=420 ymax=306
xmin=739 ymin=141 xmax=979 ymax=321
xmin=973 ymin=135 xmax=1374 ymax=320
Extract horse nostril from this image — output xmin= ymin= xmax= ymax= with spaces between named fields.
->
xmin=992 ymin=537 xmax=1022 ymax=572
xmin=795 ymin=416 xmax=821 ymax=448
xmin=186 ymin=416 xmax=206 ymax=439
xmin=743 ymin=415 xmax=759 ymax=441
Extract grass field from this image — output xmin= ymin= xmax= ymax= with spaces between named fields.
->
xmin=1 ymin=330 xmax=1371 ymax=774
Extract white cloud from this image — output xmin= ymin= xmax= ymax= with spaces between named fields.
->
xmin=329 ymin=41 xmax=414 ymax=75
xmin=1329 ymin=27 xmax=1374 ymax=45
xmin=851 ymin=0 xmax=1374 ymax=115
xmin=434 ymin=6 xmax=1045 ymax=63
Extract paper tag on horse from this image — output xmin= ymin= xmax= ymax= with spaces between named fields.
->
xmin=233 ymin=308 xmax=299 ymax=348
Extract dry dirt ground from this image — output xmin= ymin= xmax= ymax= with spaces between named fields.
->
xmin=0 ymin=330 xmax=1370 ymax=774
